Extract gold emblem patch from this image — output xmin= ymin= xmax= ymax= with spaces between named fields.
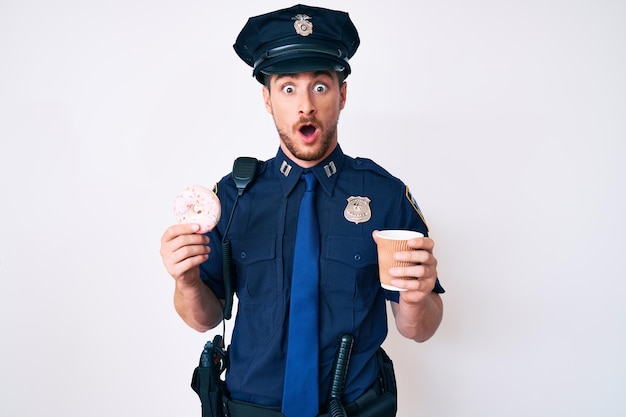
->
xmin=406 ymin=186 xmax=429 ymax=232
xmin=344 ymin=196 xmax=371 ymax=224
xmin=293 ymin=14 xmax=313 ymax=36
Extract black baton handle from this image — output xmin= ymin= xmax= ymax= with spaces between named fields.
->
xmin=328 ymin=334 xmax=354 ymax=417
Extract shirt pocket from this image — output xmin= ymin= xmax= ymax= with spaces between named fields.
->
xmin=231 ymin=234 xmax=278 ymax=305
xmin=322 ymin=236 xmax=379 ymax=309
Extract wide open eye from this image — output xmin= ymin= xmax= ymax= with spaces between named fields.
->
xmin=282 ymin=84 xmax=295 ymax=94
xmin=313 ymin=83 xmax=328 ymax=93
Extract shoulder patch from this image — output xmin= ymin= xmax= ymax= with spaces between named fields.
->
xmin=406 ymin=186 xmax=429 ymax=232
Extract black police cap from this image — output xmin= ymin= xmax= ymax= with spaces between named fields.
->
xmin=234 ymin=4 xmax=360 ymax=83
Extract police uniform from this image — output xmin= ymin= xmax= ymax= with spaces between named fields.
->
xmin=198 ymin=4 xmax=444 ymax=415
xmin=200 ymin=145 xmax=444 ymax=407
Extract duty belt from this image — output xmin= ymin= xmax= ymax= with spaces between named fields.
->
xmin=191 ymin=337 xmax=397 ymax=417
xmin=224 ymin=379 xmax=386 ymax=417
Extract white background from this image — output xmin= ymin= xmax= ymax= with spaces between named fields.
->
xmin=1 ymin=1 xmax=625 ymax=416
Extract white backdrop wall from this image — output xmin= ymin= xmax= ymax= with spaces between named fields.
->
xmin=1 ymin=1 xmax=624 ymax=416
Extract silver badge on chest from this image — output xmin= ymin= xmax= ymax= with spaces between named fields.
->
xmin=344 ymin=196 xmax=371 ymax=224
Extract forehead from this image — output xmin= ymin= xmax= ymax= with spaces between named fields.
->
xmin=270 ymin=71 xmax=338 ymax=84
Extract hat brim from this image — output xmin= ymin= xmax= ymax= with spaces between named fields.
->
xmin=255 ymin=55 xmax=350 ymax=82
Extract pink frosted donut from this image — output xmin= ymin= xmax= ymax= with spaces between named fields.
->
xmin=174 ymin=185 xmax=221 ymax=232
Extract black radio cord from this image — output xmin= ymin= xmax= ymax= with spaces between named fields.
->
xmin=221 ymin=194 xmax=240 ymax=321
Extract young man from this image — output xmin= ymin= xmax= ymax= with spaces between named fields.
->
xmin=160 ymin=5 xmax=444 ymax=417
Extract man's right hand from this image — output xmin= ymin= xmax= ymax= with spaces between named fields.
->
xmin=160 ymin=223 xmax=211 ymax=284
xmin=160 ymin=223 xmax=223 ymax=331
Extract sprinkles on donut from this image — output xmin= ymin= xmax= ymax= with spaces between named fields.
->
xmin=174 ymin=185 xmax=221 ymax=233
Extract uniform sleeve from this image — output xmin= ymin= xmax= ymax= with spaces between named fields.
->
xmin=199 ymin=227 xmax=226 ymax=300
xmin=385 ymin=183 xmax=446 ymax=301
xmin=383 ymin=277 xmax=444 ymax=303
xmin=198 ymin=177 xmax=234 ymax=300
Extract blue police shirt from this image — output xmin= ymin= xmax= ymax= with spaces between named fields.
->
xmin=200 ymin=144 xmax=444 ymax=407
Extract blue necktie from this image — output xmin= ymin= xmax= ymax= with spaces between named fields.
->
xmin=282 ymin=172 xmax=320 ymax=417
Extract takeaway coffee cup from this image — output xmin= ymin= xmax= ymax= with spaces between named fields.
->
xmin=374 ymin=230 xmax=424 ymax=291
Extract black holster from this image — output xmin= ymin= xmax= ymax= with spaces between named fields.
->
xmin=339 ymin=348 xmax=397 ymax=417
xmin=191 ymin=335 xmax=229 ymax=417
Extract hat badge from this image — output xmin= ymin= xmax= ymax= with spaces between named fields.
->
xmin=293 ymin=14 xmax=313 ymax=36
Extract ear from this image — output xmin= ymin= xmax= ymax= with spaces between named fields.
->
xmin=339 ymin=81 xmax=347 ymax=110
xmin=262 ymin=86 xmax=272 ymax=114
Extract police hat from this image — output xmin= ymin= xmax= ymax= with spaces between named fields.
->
xmin=234 ymin=4 xmax=360 ymax=83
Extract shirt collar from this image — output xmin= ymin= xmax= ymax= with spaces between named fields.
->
xmin=275 ymin=145 xmax=345 ymax=197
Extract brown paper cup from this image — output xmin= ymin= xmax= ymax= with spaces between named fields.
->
xmin=374 ymin=230 xmax=424 ymax=291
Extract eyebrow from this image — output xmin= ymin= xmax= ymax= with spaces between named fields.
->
xmin=274 ymin=71 xmax=335 ymax=82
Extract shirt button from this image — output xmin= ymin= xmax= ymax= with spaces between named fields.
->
xmin=354 ymin=254 xmax=362 ymax=261
xmin=240 ymin=252 xmax=247 ymax=259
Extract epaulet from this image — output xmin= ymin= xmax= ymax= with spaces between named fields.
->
xmin=351 ymin=157 xmax=395 ymax=178
xmin=352 ymin=157 xmax=429 ymax=231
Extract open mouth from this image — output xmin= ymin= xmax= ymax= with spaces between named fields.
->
xmin=299 ymin=124 xmax=317 ymax=137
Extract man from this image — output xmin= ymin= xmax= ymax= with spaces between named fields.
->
xmin=160 ymin=4 xmax=444 ymax=417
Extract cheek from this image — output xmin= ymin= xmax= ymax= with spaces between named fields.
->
xmin=270 ymin=99 xmax=293 ymax=117
xmin=269 ymin=105 xmax=292 ymax=128
xmin=322 ymin=103 xmax=342 ymax=121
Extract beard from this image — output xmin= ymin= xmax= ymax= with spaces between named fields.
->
xmin=276 ymin=116 xmax=338 ymax=162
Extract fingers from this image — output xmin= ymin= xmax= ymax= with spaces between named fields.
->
xmin=372 ymin=231 xmax=437 ymax=278
xmin=389 ymin=276 xmax=434 ymax=295
xmin=387 ymin=265 xmax=437 ymax=295
xmin=407 ymin=236 xmax=434 ymax=251
xmin=162 ymin=223 xmax=205 ymax=241
xmin=387 ymin=237 xmax=438 ymax=289
xmin=393 ymin=238 xmax=435 ymax=263
xmin=160 ymin=224 xmax=211 ymax=281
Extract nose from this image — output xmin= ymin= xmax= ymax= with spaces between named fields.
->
xmin=298 ymin=90 xmax=315 ymax=115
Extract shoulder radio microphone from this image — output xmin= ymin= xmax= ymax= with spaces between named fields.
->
xmin=222 ymin=157 xmax=260 ymax=320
